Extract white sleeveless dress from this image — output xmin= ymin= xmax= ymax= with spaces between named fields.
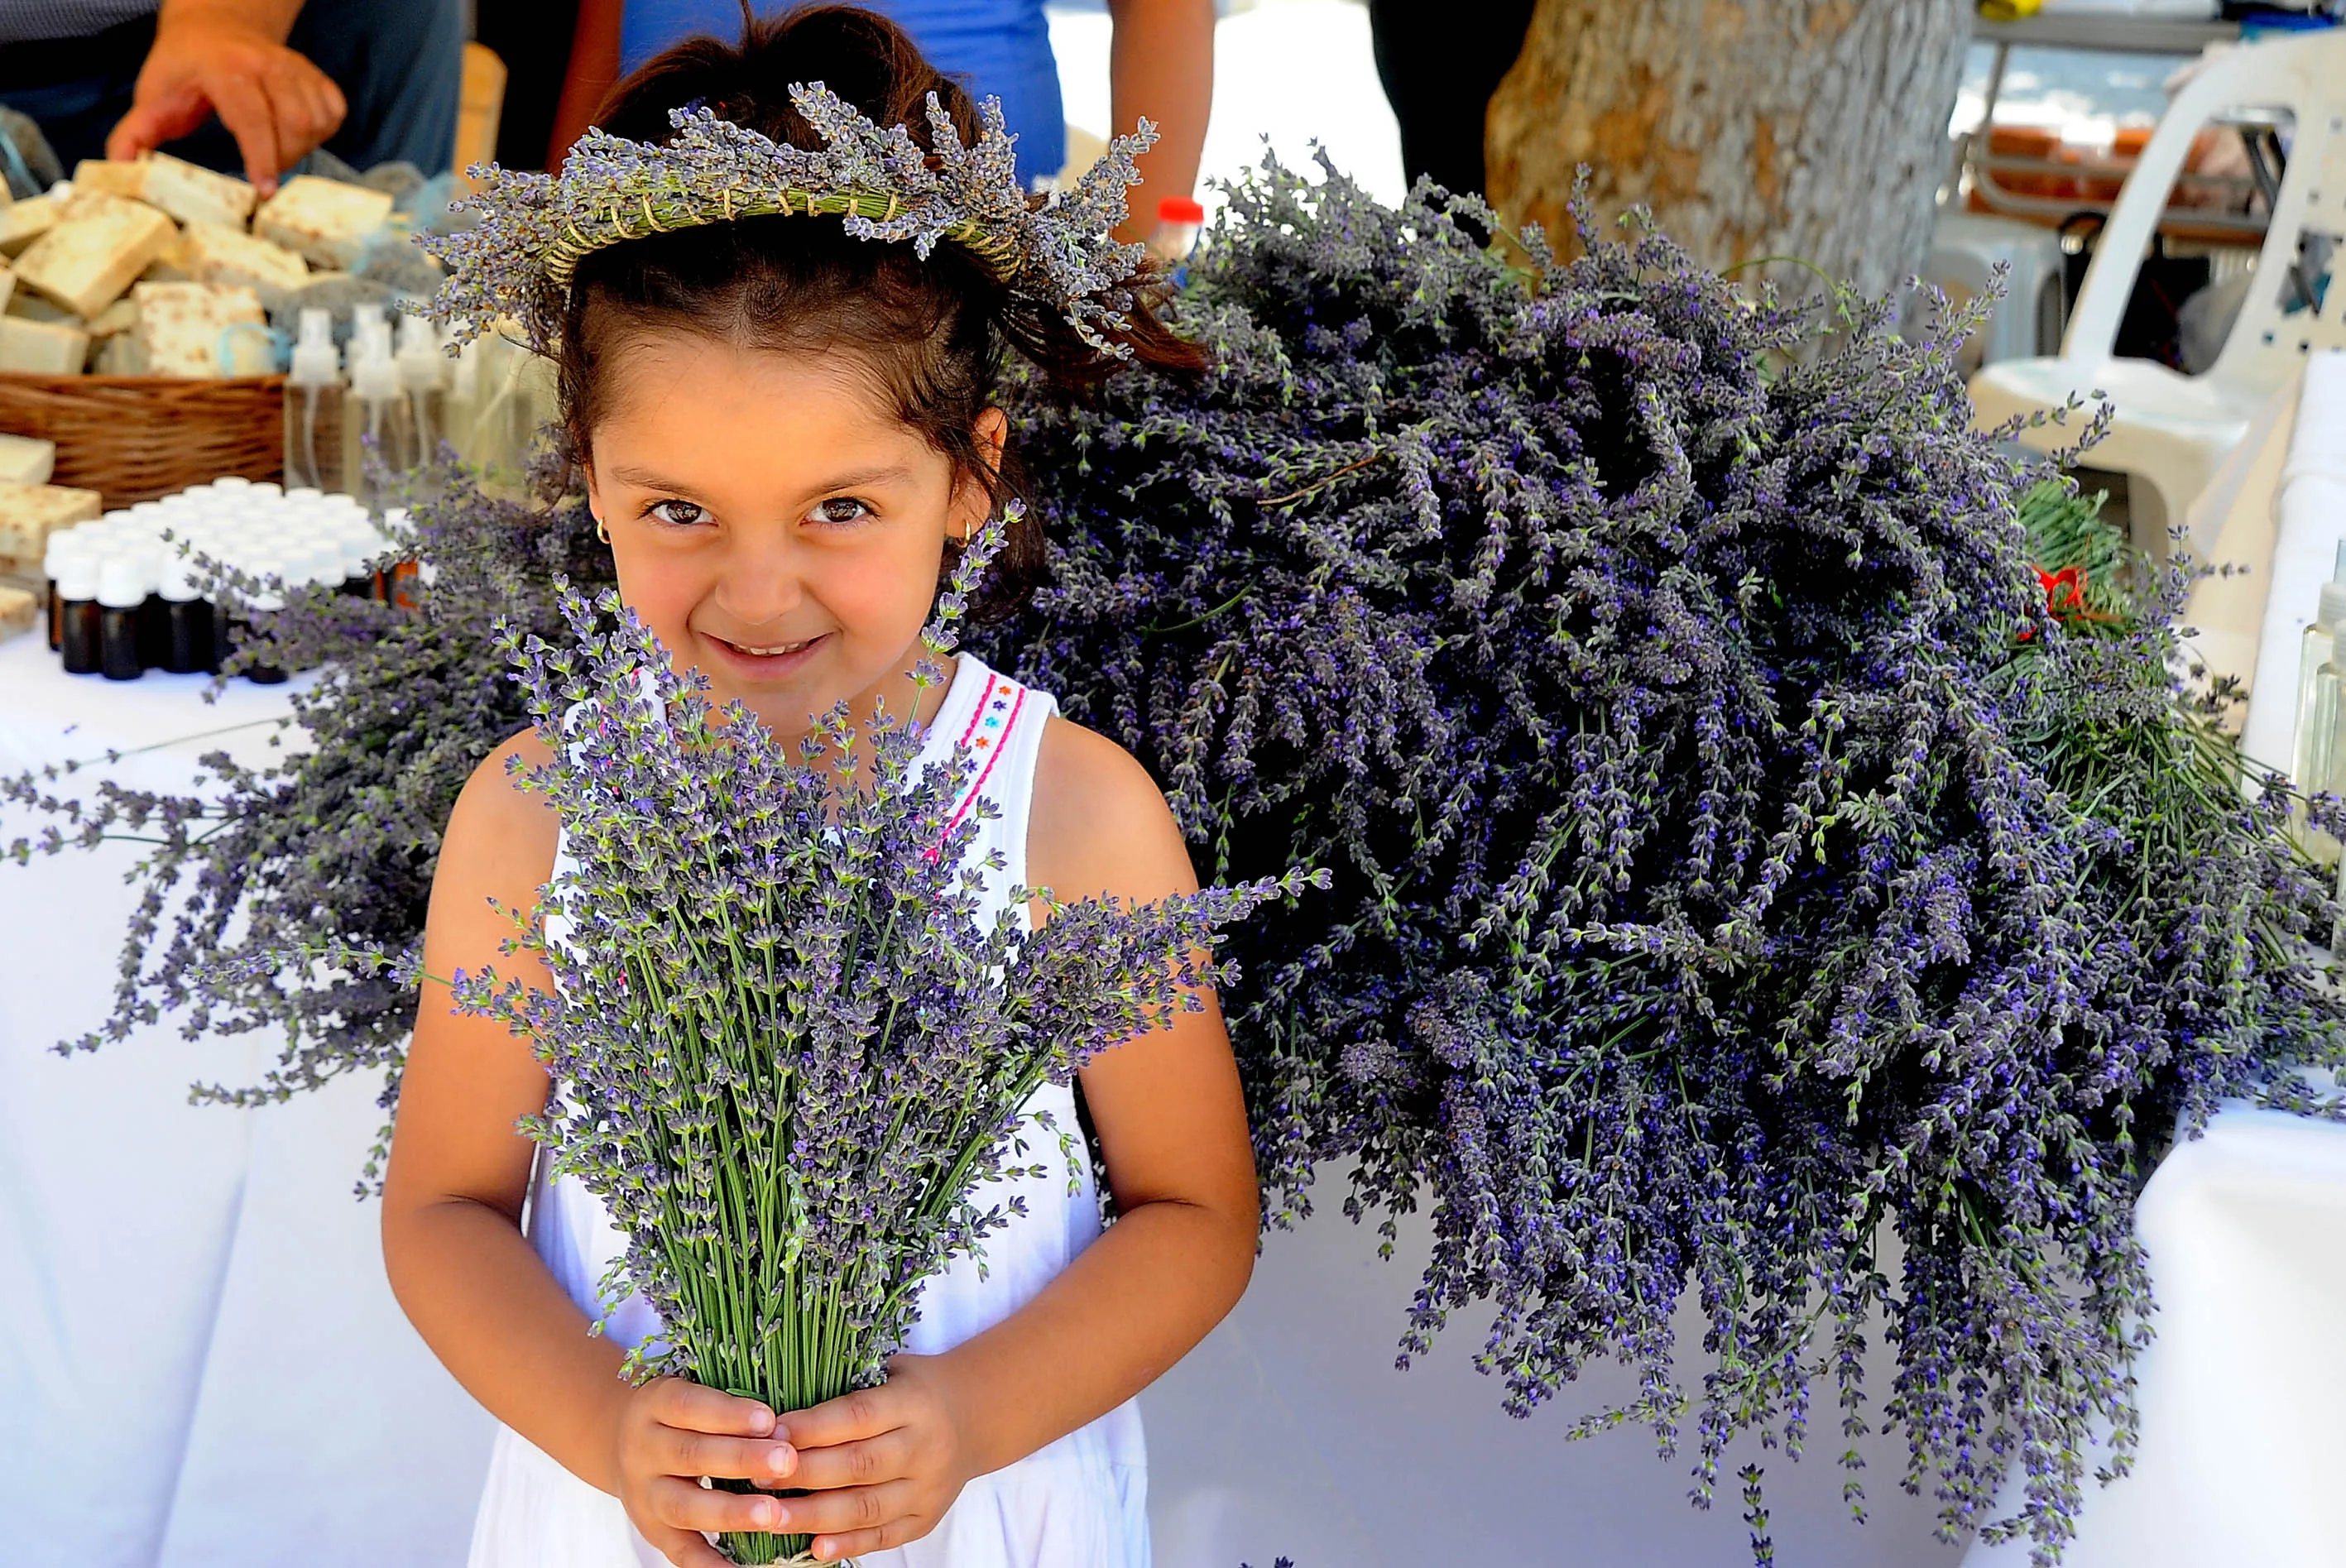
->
xmin=466 ymin=653 xmax=1150 ymax=1568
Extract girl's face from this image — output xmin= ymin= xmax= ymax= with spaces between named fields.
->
xmin=582 ymin=329 xmax=1005 ymax=740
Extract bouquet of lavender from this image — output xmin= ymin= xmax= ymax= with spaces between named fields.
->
xmin=457 ymin=527 xmax=1310 ymax=1565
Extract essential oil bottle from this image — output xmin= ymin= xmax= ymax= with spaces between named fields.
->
xmin=56 ymin=559 xmax=101 ymax=674
xmin=238 ymin=561 xmax=288 ymax=684
xmin=43 ymin=532 xmax=94 ymax=653
xmin=96 ymin=555 xmax=147 ymax=682
xmin=157 ymin=556 xmax=215 ymax=674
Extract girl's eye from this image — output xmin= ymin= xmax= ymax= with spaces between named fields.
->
xmin=647 ymin=499 xmax=708 ymax=527
xmin=812 ymin=496 xmax=871 ymax=526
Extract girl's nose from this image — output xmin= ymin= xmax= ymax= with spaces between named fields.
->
xmin=712 ymin=532 xmax=805 ymax=626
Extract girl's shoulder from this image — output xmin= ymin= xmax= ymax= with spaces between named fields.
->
xmin=437 ymin=726 xmax=561 ymax=894
xmin=1028 ymin=711 xmax=1200 ymax=901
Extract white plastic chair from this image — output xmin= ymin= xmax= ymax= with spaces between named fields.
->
xmin=1969 ymin=30 xmax=2346 ymax=541
xmin=1926 ymin=209 xmax=2067 ymax=372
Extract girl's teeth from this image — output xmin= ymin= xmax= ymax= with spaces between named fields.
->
xmin=736 ymin=639 xmax=808 ymax=656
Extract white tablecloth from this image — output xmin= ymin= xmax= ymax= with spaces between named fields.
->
xmin=7 ymin=545 xmax=2342 ymax=1566
xmin=0 ymin=635 xmax=495 ymax=1567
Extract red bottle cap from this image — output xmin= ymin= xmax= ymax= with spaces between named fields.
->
xmin=1157 ymin=195 xmax=1206 ymax=225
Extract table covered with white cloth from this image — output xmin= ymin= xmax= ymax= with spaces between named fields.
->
xmin=9 ymin=400 xmax=2346 ymax=1566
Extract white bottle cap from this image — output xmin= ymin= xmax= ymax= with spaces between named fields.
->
xmin=285 ymin=485 xmax=324 ymax=503
xmin=213 ymin=475 xmax=252 ymax=492
xmin=337 ymin=524 xmax=381 ymax=576
xmin=2320 ymin=579 xmax=2346 ymax=630
xmin=303 ymin=539 xmax=346 ymax=587
xmin=252 ymin=482 xmax=282 ymax=498
xmin=55 ymin=559 xmax=100 ymax=602
xmin=131 ymin=500 xmax=167 ymax=518
xmin=289 ymin=308 xmax=341 ymax=387
xmin=396 ymin=314 xmax=444 ymax=389
xmin=97 ymin=554 xmax=147 ymax=610
xmin=157 ymin=555 xmax=203 ymax=604
xmin=44 ymin=531 xmax=95 ymax=577
xmin=245 ymin=556 xmax=288 ymax=614
xmin=351 ymin=333 xmax=401 ymax=400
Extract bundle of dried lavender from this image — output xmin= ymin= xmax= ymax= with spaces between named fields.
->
xmin=453 ymin=523 xmax=1312 ymax=1564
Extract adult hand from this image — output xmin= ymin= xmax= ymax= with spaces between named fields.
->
xmin=105 ymin=5 xmax=346 ymax=194
xmin=760 ymin=1355 xmax=975 ymax=1561
xmin=611 ymin=1377 xmax=804 ymax=1568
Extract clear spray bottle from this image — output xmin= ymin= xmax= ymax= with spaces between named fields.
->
xmin=343 ymin=320 xmax=413 ymax=513
xmin=284 ymin=308 xmax=345 ymax=495
xmin=396 ymin=312 xmax=447 ymax=491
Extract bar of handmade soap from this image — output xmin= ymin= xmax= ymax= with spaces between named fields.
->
xmin=0 ymin=433 xmax=56 ymax=484
xmin=0 ymin=194 xmax=56 ymax=257
xmin=142 ymin=152 xmax=257 ymax=231
xmin=180 ymin=221 xmax=307 ymax=309
xmin=13 ymin=197 xmax=176 ymax=319
xmin=0 ymin=583 xmax=35 ymax=640
xmin=0 ymin=315 xmax=91 ymax=374
xmin=252 ymin=176 xmax=392 ymax=269
xmin=0 ymin=480 xmax=103 ymax=557
xmin=132 ymin=280 xmax=270 ymax=377
xmin=72 ymin=159 xmax=149 ymax=201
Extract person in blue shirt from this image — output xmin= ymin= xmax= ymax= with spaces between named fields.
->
xmin=609 ymin=0 xmax=1209 ymax=239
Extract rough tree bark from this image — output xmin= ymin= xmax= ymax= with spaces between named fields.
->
xmin=1485 ymin=0 xmax=1973 ymax=298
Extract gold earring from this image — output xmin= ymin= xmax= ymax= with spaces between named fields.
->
xmin=595 ymin=513 xmax=611 ymax=544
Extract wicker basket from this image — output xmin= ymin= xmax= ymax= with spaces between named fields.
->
xmin=0 ymin=373 xmax=284 ymax=507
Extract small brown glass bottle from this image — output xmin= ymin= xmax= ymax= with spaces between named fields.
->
xmin=56 ymin=562 xmax=101 ymax=675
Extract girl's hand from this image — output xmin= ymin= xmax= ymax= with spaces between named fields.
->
xmin=612 ymin=1376 xmax=803 ymax=1568
xmin=765 ymin=1354 xmax=976 ymax=1561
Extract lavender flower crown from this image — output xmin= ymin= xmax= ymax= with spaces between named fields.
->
xmin=422 ymin=84 xmax=1159 ymax=360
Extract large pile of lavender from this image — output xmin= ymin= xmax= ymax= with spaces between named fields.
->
xmin=457 ymin=536 xmax=1304 ymax=1565
xmin=979 ymin=159 xmax=2346 ymax=1561
xmin=2 ymin=462 xmax=610 ymax=1184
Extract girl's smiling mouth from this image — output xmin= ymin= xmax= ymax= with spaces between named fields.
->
xmin=706 ymin=631 xmax=829 ymax=674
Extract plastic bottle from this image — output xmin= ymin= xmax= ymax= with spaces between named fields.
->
xmin=157 ymin=554 xmax=214 ymax=674
xmin=2300 ymin=624 xmax=2346 ymax=867
xmin=55 ymin=554 xmax=101 ymax=671
xmin=97 ymin=554 xmax=147 ymax=681
xmin=1154 ymin=195 xmax=1205 ymax=266
xmin=397 ymin=313 xmax=447 ymax=481
xmin=343 ymin=325 xmax=412 ymax=511
xmin=284 ymin=308 xmax=347 ymax=495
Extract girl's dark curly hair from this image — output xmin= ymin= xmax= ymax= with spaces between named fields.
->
xmin=560 ymin=3 xmax=1204 ymax=621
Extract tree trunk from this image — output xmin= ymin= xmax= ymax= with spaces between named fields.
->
xmin=1485 ymin=0 xmax=1973 ymax=298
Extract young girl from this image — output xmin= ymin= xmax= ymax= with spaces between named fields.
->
xmin=385 ymin=12 xmax=1251 ymax=1566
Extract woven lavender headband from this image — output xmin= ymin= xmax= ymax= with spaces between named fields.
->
xmin=421 ymin=81 xmax=1159 ymax=360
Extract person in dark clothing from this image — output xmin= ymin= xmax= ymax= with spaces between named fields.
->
xmin=1365 ymin=0 xmax=1536 ymax=197
xmin=0 ymin=0 xmax=463 ymax=193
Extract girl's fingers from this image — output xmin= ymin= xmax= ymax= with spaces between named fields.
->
xmin=657 ymin=1427 xmax=799 ymax=1484
xmin=768 ymin=1477 xmax=920 ymax=1538
xmin=646 ymin=1522 xmax=734 ymax=1568
xmin=772 ymin=1385 xmax=899 ymax=1450
xmin=775 ymin=1425 xmax=910 ymax=1491
xmin=646 ymin=1377 xmax=777 ymax=1436
xmin=808 ymin=1511 xmax=929 ymax=1563
xmin=645 ymin=1474 xmax=784 ymax=1535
